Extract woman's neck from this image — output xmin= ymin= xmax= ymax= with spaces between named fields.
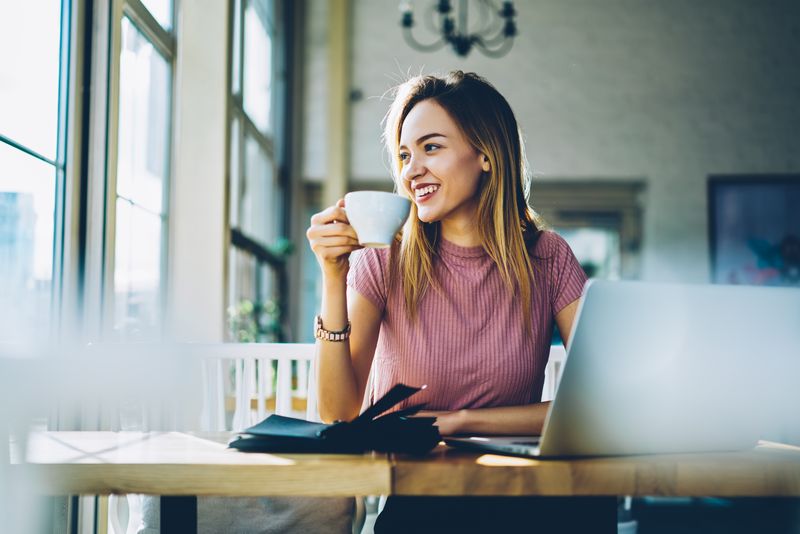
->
xmin=440 ymin=216 xmax=481 ymax=247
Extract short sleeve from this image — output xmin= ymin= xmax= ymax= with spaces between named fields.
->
xmin=534 ymin=231 xmax=588 ymax=316
xmin=347 ymin=248 xmax=389 ymax=312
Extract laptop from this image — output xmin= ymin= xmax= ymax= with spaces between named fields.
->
xmin=446 ymin=280 xmax=800 ymax=458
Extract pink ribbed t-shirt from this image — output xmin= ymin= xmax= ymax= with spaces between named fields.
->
xmin=347 ymin=230 xmax=587 ymax=411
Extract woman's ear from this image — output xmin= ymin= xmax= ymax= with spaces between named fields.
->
xmin=481 ymin=155 xmax=491 ymax=172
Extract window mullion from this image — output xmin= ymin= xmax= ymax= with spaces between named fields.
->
xmin=0 ymin=135 xmax=59 ymax=167
xmin=241 ymin=117 xmax=275 ymax=159
xmin=123 ymin=0 xmax=175 ymax=59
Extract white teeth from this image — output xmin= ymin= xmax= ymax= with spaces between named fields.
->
xmin=415 ymin=185 xmax=439 ymax=197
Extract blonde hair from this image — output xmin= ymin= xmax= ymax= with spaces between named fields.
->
xmin=383 ymin=71 xmax=543 ymax=324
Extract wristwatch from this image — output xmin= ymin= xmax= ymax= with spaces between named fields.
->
xmin=314 ymin=315 xmax=351 ymax=342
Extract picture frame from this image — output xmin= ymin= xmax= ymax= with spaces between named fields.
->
xmin=708 ymin=175 xmax=800 ymax=286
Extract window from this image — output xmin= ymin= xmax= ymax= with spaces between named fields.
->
xmin=533 ymin=181 xmax=645 ymax=280
xmin=533 ymin=181 xmax=645 ymax=345
xmin=108 ymin=1 xmax=175 ymax=340
xmin=0 ymin=1 xmax=70 ymax=342
xmin=227 ymin=0 xmax=291 ymax=342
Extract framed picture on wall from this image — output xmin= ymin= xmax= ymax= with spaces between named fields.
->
xmin=708 ymin=175 xmax=800 ymax=286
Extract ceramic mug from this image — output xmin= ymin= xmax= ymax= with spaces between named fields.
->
xmin=344 ymin=191 xmax=411 ymax=248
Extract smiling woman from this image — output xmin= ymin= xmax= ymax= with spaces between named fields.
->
xmin=306 ymin=71 xmax=612 ymax=532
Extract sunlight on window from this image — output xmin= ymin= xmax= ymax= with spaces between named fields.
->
xmin=140 ymin=0 xmax=173 ymax=31
xmin=116 ymin=17 xmax=170 ymax=214
xmin=114 ymin=198 xmax=162 ymax=339
xmin=113 ymin=17 xmax=172 ymax=340
xmin=243 ymin=0 xmax=273 ymax=133
xmin=240 ymin=134 xmax=278 ymax=244
xmin=0 ymin=143 xmax=55 ymax=342
xmin=0 ymin=1 xmax=61 ymax=159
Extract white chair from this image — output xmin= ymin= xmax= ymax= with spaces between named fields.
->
xmin=111 ymin=342 xmax=365 ymax=534
xmin=541 ymin=345 xmax=567 ymax=402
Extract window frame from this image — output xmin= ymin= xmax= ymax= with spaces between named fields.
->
xmin=93 ymin=0 xmax=177 ymax=339
xmin=226 ymin=0 xmax=294 ymax=342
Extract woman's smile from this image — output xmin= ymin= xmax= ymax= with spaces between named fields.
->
xmin=414 ymin=183 xmax=441 ymax=202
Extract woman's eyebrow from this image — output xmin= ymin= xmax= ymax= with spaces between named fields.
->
xmin=399 ymin=132 xmax=447 ymax=150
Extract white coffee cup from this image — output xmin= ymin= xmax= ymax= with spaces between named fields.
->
xmin=344 ymin=191 xmax=411 ymax=248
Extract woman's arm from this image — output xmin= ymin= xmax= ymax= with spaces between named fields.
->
xmin=555 ymin=298 xmax=580 ymax=348
xmin=316 ymin=289 xmax=381 ymax=422
xmin=307 ymin=200 xmax=382 ymax=422
xmin=421 ymin=297 xmax=583 ymax=436
xmin=423 ymin=403 xmax=551 ymax=436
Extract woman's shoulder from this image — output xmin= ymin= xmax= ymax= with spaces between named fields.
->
xmin=530 ymin=229 xmax=571 ymax=257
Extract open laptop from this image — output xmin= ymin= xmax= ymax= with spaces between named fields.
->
xmin=446 ymin=280 xmax=800 ymax=458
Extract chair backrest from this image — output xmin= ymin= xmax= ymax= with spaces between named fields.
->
xmin=541 ymin=345 xmax=567 ymax=402
xmin=188 ymin=343 xmax=319 ymax=432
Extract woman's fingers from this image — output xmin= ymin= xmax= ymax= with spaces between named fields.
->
xmin=306 ymin=222 xmax=359 ymax=242
xmin=309 ymin=203 xmax=349 ymax=226
xmin=305 ymin=200 xmax=362 ymax=274
xmin=311 ymin=235 xmax=361 ymax=249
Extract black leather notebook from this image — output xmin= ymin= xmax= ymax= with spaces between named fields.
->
xmin=228 ymin=383 xmax=440 ymax=455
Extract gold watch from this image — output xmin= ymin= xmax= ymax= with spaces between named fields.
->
xmin=314 ymin=315 xmax=351 ymax=342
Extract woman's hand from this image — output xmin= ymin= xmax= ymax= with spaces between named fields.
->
xmin=306 ymin=198 xmax=363 ymax=280
xmin=416 ymin=409 xmax=468 ymax=436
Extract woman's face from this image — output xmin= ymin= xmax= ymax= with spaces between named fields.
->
xmin=398 ymin=99 xmax=489 ymax=225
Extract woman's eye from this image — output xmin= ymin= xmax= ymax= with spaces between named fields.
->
xmin=398 ymin=153 xmax=410 ymax=163
xmin=424 ymin=144 xmax=440 ymax=152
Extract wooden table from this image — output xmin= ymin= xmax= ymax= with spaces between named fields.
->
xmin=14 ymin=432 xmax=800 ymax=498
xmin=392 ymin=442 xmax=800 ymax=497
xmin=16 ymin=431 xmax=391 ymax=496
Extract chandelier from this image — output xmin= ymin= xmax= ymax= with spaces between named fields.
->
xmin=399 ymin=0 xmax=518 ymax=58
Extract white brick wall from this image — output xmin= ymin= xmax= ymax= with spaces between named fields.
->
xmin=302 ymin=0 xmax=800 ymax=282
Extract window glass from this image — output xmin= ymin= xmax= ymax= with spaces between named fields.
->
xmin=557 ymin=227 xmax=622 ymax=279
xmin=240 ymin=133 xmax=276 ymax=244
xmin=227 ymin=248 xmax=281 ymax=342
xmin=116 ymin=17 xmax=171 ymax=215
xmin=140 ymin=0 xmax=173 ymax=31
xmin=232 ymin=0 xmax=242 ymax=95
xmin=113 ymin=198 xmax=163 ymax=340
xmin=228 ymin=247 xmax=258 ymax=341
xmin=243 ymin=0 xmax=273 ymax=133
xmin=229 ymin=116 xmax=242 ymax=227
xmin=0 ymin=1 xmax=62 ymax=159
xmin=0 ymin=143 xmax=55 ymax=342
xmin=113 ymin=17 xmax=172 ymax=340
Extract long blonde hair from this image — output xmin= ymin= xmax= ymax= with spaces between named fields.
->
xmin=383 ymin=71 xmax=542 ymax=324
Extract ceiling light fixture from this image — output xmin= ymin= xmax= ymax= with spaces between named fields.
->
xmin=399 ymin=0 xmax=518 ymax=58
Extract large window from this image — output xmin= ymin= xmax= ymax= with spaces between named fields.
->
xmin=108 ymin=1 xmax=174 ymax=340
xmin=227 ymin=0 xmax=291 ymax=342
xmin=0 ymin=1 xmax=70 ymax=343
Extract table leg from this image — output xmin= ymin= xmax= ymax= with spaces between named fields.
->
xmin=160 ymin=496 xmax=197 ymax=533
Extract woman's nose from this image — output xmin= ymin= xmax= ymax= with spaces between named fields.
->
xmin=401 ymin=156 xmax=424 ymax=182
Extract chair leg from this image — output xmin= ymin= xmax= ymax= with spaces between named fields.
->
xmin=352 ymin=497 xmax=366 ymax=534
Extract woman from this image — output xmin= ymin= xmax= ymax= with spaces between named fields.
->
xmin=306 ymin=71 xmax=614 ymax=532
